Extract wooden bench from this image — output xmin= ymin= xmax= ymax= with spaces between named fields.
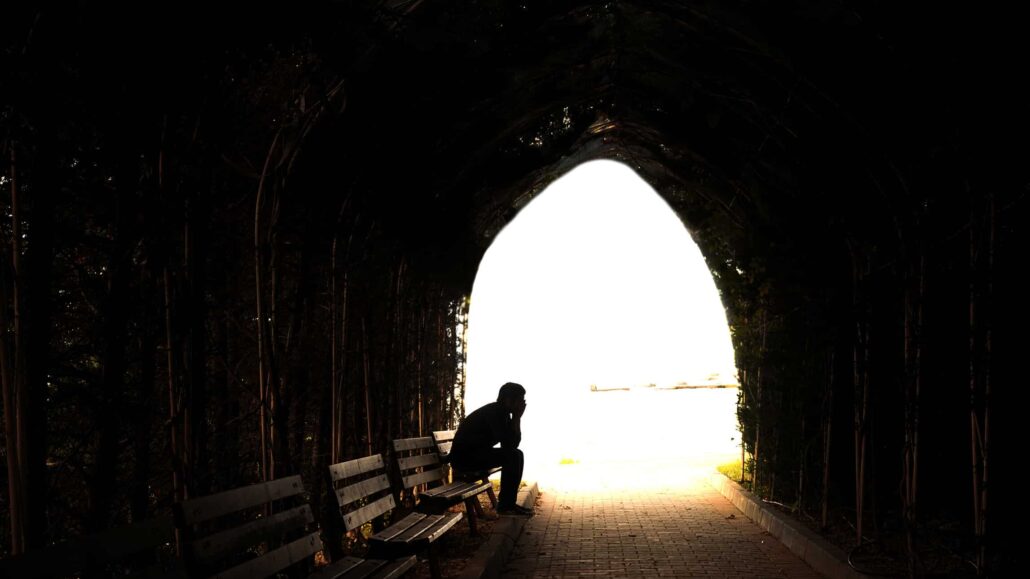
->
xmin=175 ymin=474 xmax=415 ymax=579
xmin=0 ymin=516 xmax=184 ymax=578
xmin=391 ymin=437 xmax=493 ymax=535
xmin=328 ymin=454 xmax=463 ymax=579
xmin=431 ymin=429 xmax=499 ymax=509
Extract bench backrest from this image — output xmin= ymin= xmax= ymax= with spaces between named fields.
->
xmin=391 ymin=437 xmax=447 ymax=492
xmin=174 ymin=475 xmax=322 ymax=579
xmin=328 ymin=454 xmax=397 ymax=532
xmin=0 ymin=516 xmax=183 ymax=579
xmin=431 ymin=430 xmax=455 ymax=460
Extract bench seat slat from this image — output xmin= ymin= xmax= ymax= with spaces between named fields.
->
xmin=189 ymin=504 xmax=313 ymax=565
xmin=392 ymin=436 xmax=434 ymax=452
xmin=396 ymin=453 xmax=439 ymax=471
xmin=336 ymin=474 xmax=392 ymax=507
xmin=342 ymin=494 xmax=396 ymax=532
xmin=453 ymin=466 xmax=502 ymax=480
xmin=393 ymin=512 xmax=462 ymax=544
xmin=422 ymin=481 xmax=492 ymax=502
xmin=178 ymin=475 xmax=304 ymax=525
xmin=211 ymin=531 xmax=321 ymax=579
xmin=329 ymin=455 xmax=386 ymax=483
xmin=370 ymin=512 xmax=426 ymax=542
xmin=321 ymin=555 xmax=416 ymax=579
xmin=372 ymin=555 xmax=418 ymax=579
xmin=400 ymin=467 xmax=446 ymax=489
xmin=311 ymin=555 xmax=365 ymax=577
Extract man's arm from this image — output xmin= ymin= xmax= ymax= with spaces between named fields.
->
xmin=502 ymin=400 xmax=526 ymax=449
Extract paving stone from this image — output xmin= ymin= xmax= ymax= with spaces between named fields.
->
xmin=503 ymin=460 xmax=823 ymax=578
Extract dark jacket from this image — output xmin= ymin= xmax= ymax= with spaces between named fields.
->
xmin=450 ymin=401 xmax=520 ymax=463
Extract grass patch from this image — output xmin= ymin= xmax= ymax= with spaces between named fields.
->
xmin=558 ymin=457 xmax=579 ymax=465
xmin=717 ymin=460 xmax=743 ymax=481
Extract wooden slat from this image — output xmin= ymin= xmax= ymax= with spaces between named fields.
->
xmin=336 ymin=474 xmax=391 ymax=507
xmin=391 ymin=436 xmax=434 ymax=452
xmin=422 ymin=480 xmax=491 ymax=502
xmin=178 ymin=475 xmax=304 ymax=525
xmin=400 ymin=467 xmax=445 ymax=490
xmin=188 ymin=504 xmax=313 ymax=565
xmin=391 ymin=514 xmax=444 ymax=543
xmin=369 ymin=555 xmax=417 ymax=579
xmin=311 ymin=556 xmax=365 ymax=578
xmin=370 ymin=512 xmax=426 ymax=542
xmin=0 ymin=516 xmax=177 ymax=578
xmin=435 ymin=441 xmax=452 ymax=455
xmin=211 ymin=531 xmax=321 ymax=579
xmin=328 ymin=454 xmax=386 ymax=482
xmin=431 ymin=430 xmax=455 ymax=444
xmin=331 ymin=558 xmax=390 ymax=579
xmin=452 ymin=481 xmax=493 ymax=501
xmin=342 ymin=494 xmax=396 ymax=531
xmin=454 ymin=466 xmax=501 ymax=480
xmin=419 ymin=512 xmax=463 ymax=544
xmin=420 ymin=481 xmax=467 ymax=499
xmin=396 ymin=453 xmax=439 ymax=472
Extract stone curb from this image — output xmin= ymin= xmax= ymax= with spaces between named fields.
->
xmin=457 ymin=481 xmax=539 ymax=579
xmin=707 ymin=472 xmax=870 ymax=579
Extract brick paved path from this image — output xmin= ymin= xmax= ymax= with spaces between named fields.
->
xmin=503 ymin=459 xmax=824 ymax=578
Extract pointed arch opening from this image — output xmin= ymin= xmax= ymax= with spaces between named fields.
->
xmin=464 ymin=160 xmax=740 ymax=488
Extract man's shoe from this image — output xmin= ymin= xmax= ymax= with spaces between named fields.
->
xmin=496 ymin=504 xmax=534 ymax=516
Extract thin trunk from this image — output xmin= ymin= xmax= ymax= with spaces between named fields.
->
xmin=1 ymin=144 xmax=25 ymax=554
xmin=11 ymin=145 xmax=25 ymax=488
xmin=852 ymin=257 xmax=870 ymax=546
xmin=902 ymin=246 xmax=925 ymax=577
xmin=393 ymin=259 xmax=405 ymax=440
xmin=821 ymin=351 xmax=834 ymax=530
xmin=337 ymin=273 xmax=349 ymax=461
xmin=164 ymin=267 xmax=183 ymax=502
xmin=89 ymin=176 xmax=132 ymax=532
xmin=267 ymin=195 xmax=281 ymax=479
xmin=970 ymin=193 xmax=994 ymax=576
xmin=741 ymin=366 xmax=749 ymax=484
xmin=185 ymin=195 xmax=209 ymax=495
xmin=362 ymin=317 xmax=372 ymax=456
xmin=130 ymin=317 xmax=156 ymax=522
xmin=416 ymin=308 xmax=424 ymax=436
xmin=329 ymin=235 xmax=337 ymax=462
xmin=979 ymin=194 xmax=993 ymax=575
xmin=254 ymin=133 xmax=279 ymax=482
xmin=753 ymin=310 xmax=767 ymax=494
xmin=22 ymin=136 xmax=56 ymax=549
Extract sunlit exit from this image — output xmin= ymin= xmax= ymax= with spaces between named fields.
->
xmin=463 ymin=160 xmax=740 ymax=487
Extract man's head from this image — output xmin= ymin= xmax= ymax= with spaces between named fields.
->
xmin=497 ymin=382 xmax=526 ymax=412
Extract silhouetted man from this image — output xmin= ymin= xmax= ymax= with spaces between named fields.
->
xmin=450 ymin=382 xmax=532 ymax=515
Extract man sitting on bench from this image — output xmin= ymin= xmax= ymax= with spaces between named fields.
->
xmin=450 ymin=382 xmax=533 ymax=516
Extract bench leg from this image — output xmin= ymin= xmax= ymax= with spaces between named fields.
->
xmin=485 ymin=485 xmax=498 ymax=509
xmin=464 ymin=498 xmax=479 ymax=536
xmin=428 ymin=543 xmax=442 ymax=579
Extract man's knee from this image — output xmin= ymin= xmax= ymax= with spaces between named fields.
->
xmin=505 ymin=448 xmax=524 ymax=465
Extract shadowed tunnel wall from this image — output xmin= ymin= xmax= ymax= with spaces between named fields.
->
xmin=0 ymin=2 xmax=1025 ymax=573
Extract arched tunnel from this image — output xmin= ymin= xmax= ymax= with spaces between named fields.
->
xmin=1 ymin=1 xmax=1025 ymax=576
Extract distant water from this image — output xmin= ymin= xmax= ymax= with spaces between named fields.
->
xmin=516 ymin=386 xmax=742 ymax=481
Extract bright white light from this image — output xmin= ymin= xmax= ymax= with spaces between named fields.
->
xmin=464 ymin=160 xmax=739 ymax=479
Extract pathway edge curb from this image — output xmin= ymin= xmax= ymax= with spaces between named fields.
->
xmin=708 ymin=472 xmax=870 ymax=579
xmin=457 ymin=481 xmax=539 ymax=579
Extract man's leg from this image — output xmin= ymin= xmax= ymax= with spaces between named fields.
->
xmin=453 ymin=447 xmax=524 ymax=507
xmin=496 ymin=448 xmax=524 ymax=508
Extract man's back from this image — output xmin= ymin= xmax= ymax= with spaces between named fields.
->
xmin=451 ymin=401 xmax=519 ymax=464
